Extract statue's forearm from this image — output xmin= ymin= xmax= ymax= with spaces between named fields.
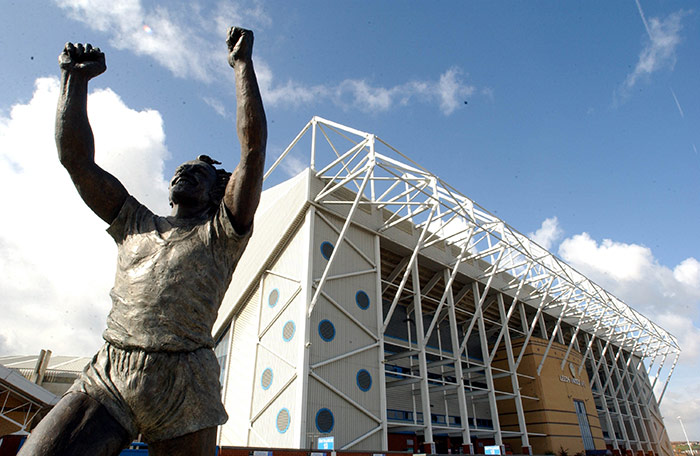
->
xmin=55 ymin=72 xmax=96 ymax=171
xmin=235 ymin=60 xmax=267 ymax=163
xmin=224 ymin=59 xmax=267 ymax=233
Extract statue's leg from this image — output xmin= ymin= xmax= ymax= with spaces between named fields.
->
xmin=18 ymin=391 xmax=131 ymax=456
xmin=148 ymin=426 xmax=217 ymax=456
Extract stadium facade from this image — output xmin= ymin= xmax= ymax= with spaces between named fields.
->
xmin=212 ymin=118 xmax=680 ymax=456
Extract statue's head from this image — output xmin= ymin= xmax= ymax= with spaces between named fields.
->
xmin=169 ymin=155 xmax=231 ymax=215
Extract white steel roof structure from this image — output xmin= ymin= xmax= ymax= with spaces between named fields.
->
xmin=265 ymin=116 xmax=680 ymax=403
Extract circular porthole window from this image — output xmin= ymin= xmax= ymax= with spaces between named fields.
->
xmin=283 ymin=320 xmax=296 ymax=342
xmin=320 ymin=241 xmax=334 ymax=260
xmin=318 ymin=320 xmax=335 ymax=342
xmin=357 ymin=369 xmax=372 ymax=391
xmin=315 ymin=408 xmax=334 ymax=434
xmin=355 ymin=290 xmax=370 ymax=310
xmin=276 ymin=408 xmax=290 ymax=433
xmin=261 ymin=368 xmax=273 ymax=390
xmin=268 ymin=288 xmax=280 ymax=308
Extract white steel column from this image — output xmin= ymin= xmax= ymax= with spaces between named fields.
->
xmin=444 ymin=268 xmax=473 ymax=453
xmin=612 ymin=342 xmax=646 ymax=451
xmin=656 ymin=352 xmax=679 ymax=405
xmin=412 ymin=257 xmax=434 ymax=449
xmin=297 ymin=206 xmax=316 ymax=447
xmin=473 ymin=282 xmax=504 ymax=451
xmin=583 ymin=333 xmax=619 ymax=451
xmin=597 ymin=339 xmax=631 ymax=450
xmin=609 ymin=343 xmax=642 ymax=451
xmin=497 ymin=293 xmax=531 ymax=454
xmin=374 ymin=235 xmax=388 ymax=450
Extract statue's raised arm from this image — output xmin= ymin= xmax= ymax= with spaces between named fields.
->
xmin=56 ymin=43 xmax=128 ymax=224
xmin=223 ymin=27 xmax=267 ymax=235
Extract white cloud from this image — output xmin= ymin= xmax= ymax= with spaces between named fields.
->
xmin=674 ymin=257 xmax=700 ymax=288
xmin=54 ymin=0 xmax=268 ymax=82
xmin=558 ymin=231 xmax=700 ymax=362
xmin=559 ymin=233 xmax=654 ymax=282
xmin=0 ymin=77 xmax=170 ymax=356
xmin=528 ymin=216 xmax=563 ymax=250
xmin=54 ymin=0 xmax=477 ymax=116
xmin=621 ymin=10 xmax=686 ymax=94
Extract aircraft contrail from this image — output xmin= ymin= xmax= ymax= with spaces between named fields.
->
xmin=634 ymin=0 xmax=653 ymax=39
xmin=670 ymin=88 xmax=684 ymax=119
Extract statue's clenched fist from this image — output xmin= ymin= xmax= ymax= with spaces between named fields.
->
xmin=59 ymin=42 xmax=106 ymax=79
xmin=227 ymin=27 xmax=254 ymax=68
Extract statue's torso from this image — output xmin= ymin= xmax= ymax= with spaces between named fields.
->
xmin=103 ymin=196 xmax=251 ymax=352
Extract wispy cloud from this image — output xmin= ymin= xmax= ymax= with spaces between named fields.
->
xmin=203 ymin=96 xmax=227 ymax=117
xmin=55 ymin=0 xmax=478 ymax=116
xmin=619 ymin=9 xmax=687 ymax=98
xmin=54 ymin=0 xmax=267 ymax=82
xmin=263 ymin=67 xmax=475 ymax=116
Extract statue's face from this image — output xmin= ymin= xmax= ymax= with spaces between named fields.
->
xmin=169 ymin=160 xmax=217 ymax=210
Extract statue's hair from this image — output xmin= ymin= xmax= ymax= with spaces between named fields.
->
xmin=197 ymin=155 xmax=232 ymax=213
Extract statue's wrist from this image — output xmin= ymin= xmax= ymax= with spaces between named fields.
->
xmin=233 ymin=58 xmax=253 ymax=70
xmin=61 ymin=70 xmax=90 ymax=88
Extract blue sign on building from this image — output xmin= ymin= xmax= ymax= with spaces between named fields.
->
xmin=318 ymin=436 xmax=334 ymax=450
xmin=484 ymin=446 xmax=501 ymax=455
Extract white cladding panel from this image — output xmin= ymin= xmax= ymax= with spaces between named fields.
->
xmin=250 ymin=218 xmax=310 ymax=446
xmin=221 ymin=288 xmax=259 ymax=446
xmin=312 ymin=211 xmax=375 ymax=280
xmin=215 ymin=170 xmax=309 ymax=335
xmin=250 ymin=383 xmax=298 ymax=447
xmin=307 ymin=376 xmax=382 ymax=450
xmin=305 ymin=210 xmax=382 ymax=450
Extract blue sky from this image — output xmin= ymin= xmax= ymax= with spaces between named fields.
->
xmin=1 ymin=0 xmax=699 ymax=442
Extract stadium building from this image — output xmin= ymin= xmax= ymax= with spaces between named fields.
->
xmin=212 ymin=118 xmax=680 ymax=456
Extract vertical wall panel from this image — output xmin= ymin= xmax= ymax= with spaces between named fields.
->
xmin=220 ymin=288 xmax=259 ymax=446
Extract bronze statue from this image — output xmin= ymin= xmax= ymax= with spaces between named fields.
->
xmin=19 ymin=27 xmax=266 ymax=456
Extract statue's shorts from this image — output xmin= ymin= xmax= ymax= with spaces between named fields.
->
xmin=68 ymin=342 xmax=228 ymax=442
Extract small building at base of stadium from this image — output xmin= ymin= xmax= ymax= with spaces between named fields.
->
xmin=212 ymin=118 xmax=679 ymax=456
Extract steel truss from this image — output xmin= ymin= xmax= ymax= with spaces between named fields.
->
xmin=267 ymin=117 xmax=680 ymax=453
xmin=0 ymin=381 xmax=46 ymax=433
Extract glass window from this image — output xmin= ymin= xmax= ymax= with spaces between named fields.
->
xmin=214 ymin=324 xmax=231 ymax=393
xmin=574 ymin=399 xmax=596 ymax=451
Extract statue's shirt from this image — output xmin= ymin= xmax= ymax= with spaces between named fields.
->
xmin=103 ymin=196 xmax=251 ymax=352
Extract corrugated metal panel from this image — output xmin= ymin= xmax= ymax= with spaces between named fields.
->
xmin=220 ymin=287 xmax=260 ymax=446
xmin=312 ymin=213 xmax=374 ymax=280
xmin=250 ymin=342 xmax=297 ymax=416
xmin=386 ymin=383 xmax=419 ymax=413
xmin=214 ymin=170 xmax=309 ymax=335
xmin=309 ymin=293 xmax=376 ymax=367
xmin=259 ymin=231 xmax=305 ymax=333
xmin=312 ymin=348 xmax=381 ymax=414
xmin=305 ymin=211 xmax=383 ymax=450
xmin=260 ymin=277 xmax=302 ymax=338
xmin=306 ymin=376 xmax=381 ymax=450
xmin=250 ymin=383 xmax=298 ymax=448
xmin=260 ymin=298 xmax=302 ymax=368
xmin=321 ymin=274 xmax=378 ymax=335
